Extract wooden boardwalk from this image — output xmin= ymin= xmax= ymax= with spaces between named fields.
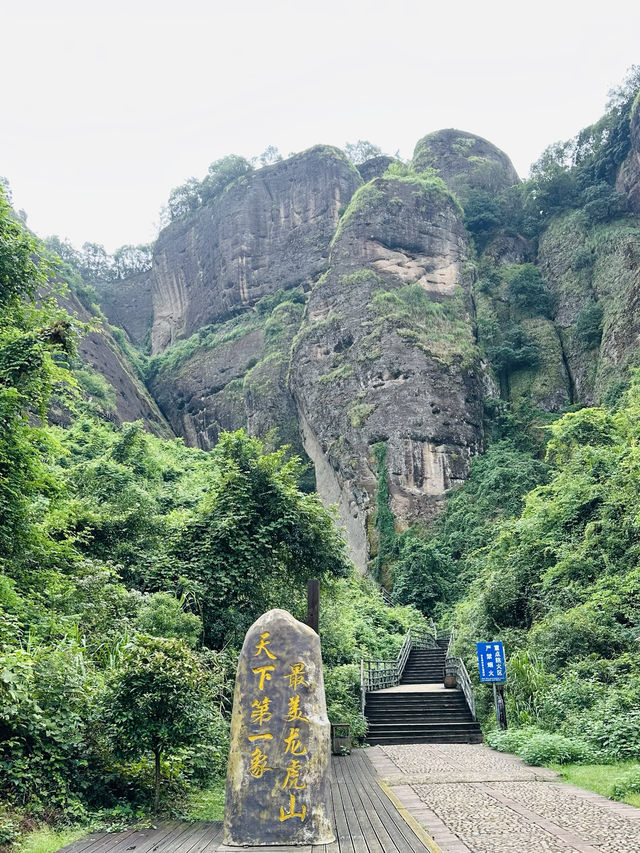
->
xmin=60 ymin=753 xmax=435 ymax=853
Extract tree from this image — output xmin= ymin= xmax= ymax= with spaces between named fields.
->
xmin=102 ymin=636 xmax=214 ymax=812
xmin=167 ymin=177 xmax=202 ymax=220
xmin=344 ymin=140 xmax=384 ymax=165
xmin=112 ymin=244 xmax=153 ymax=278
xmin=0 ymin=187 xmax=77 ymax=557
xmin=254 ymin=145 xmax=283 ymax=167
xmin=392 ymin=533 xmax=453 ymax=615
xmin=200 ymin=155 xmax=253 ymax=204
xmin=507 ymin=264 xmax=552 ymax=317
xmin=166 ymin=431 xmax=349 ymax=645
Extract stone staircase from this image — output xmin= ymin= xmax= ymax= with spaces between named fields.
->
xmin=364 ymin=635 xmax=483 ymax=745
xmin=400 ymin=644 xmax=447 ymax=684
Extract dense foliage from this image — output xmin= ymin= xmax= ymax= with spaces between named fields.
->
xmin=393 ymin=384 xmax=640 ymax=764
xmin=462 ymin=66 xmax=640 ymax=247
xmin=0 ymin=186 xmax=425 ymax=839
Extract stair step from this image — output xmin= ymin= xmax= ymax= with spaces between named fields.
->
xmin=367 ymin=734 xmax=483 ymax=745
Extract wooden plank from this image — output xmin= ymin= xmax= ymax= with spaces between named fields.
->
xmin=333 ymin=760 xmax=367 ymax=853
xmin=60 ymin=828 xmax=140 ymax=853
xmin=351 ymin=753 xmax=430 ymax=853
xmin=341 ymin=753 xmax=411 ymax=853
xmin=329 ymin=758 xmax=355 ymax=853
xmin=338 ymin=756 xmax=388 ymax=853
xmin=103 ymin=821 xmax=186 ymax=853
xmin=179 ymin=823 xmax=223 ymax=853
xmin=159 ymin=822 xmax=209 ymax=853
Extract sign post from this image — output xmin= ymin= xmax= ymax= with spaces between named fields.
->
xmin=476 ymin=641 xmax=507 ymax=730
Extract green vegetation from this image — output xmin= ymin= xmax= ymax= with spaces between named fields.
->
xmin=552 ymin=763 xmax=640 ymax=807
xmin=371 ymin=442 xmax=397 ymax=586
xmin=0 ymin=185 xmax=427 ymax=844
xmin=165 ymin=155 xmax=254 ymax=221
xmin=344 ymin=140 xmax=384 ymax=165
xmin=370 ymin=283 xmax=478 ymax=367
xmin=391 ymin=381 xmax=640 ymax=769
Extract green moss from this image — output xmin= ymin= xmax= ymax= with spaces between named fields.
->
xmin=347 ymin=401 xmax=376 ymax=428
xmin=243 ymin=351 xmax=287 ymax=398
xmin=291 ymin=312 xmax=345 ymax=352
xmin=340 ymin=270 xmax=384 ymax=288
xmin=317 ymin=362 xmax=354 ymax=385
xmin=369 ymin=283 xmax=478 ymax=368
xmin=147 ymin=313 xmax=263 ymax=379
xmin=331 ymin=183 xmax=385 ymax=246
xmin=371 ymin=442 xmax=397 ymax=587
xmin=451 ymin=136 xmax=476 ymax=154
xmin=509 ymin=318 xmax=571 ymax=408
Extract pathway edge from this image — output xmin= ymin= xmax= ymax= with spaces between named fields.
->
xmin=376 ymin=780 xmax=443 ymax=853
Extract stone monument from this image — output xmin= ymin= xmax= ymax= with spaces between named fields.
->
xmin=223 ymin=608 xmax=335 ymax=846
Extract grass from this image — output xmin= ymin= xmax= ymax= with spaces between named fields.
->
xmin=551 ymin=762 xmax=640 ymax=808
xmin=16 ymin=827 xmax=88 ymax=853
xmin=182 ymin=778 xmax=225 ymax=821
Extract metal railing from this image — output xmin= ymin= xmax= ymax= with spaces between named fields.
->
xmin=443 ymin=627 xmax=477 ymax=721
xmin=360 ymin=625 xmax=438 ymax=711
xmin=444 ymin=656 xmax=476 ymax=720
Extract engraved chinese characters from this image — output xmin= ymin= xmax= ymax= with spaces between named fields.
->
xmin=223 ymin=609 xmax=334 ymax=846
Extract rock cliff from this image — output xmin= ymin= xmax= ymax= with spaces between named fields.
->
xmin=87 ymin=119 xmax=640 ymax=572
xmin=289 ymin=174 xmax=484 ymax=570
xmin=412 ymin=129 xmax=519 ymax=199
xmin=149 ymin=146 xmax=362 ymax=353
xmin=616 ymin=100 xmax=640 ymax=214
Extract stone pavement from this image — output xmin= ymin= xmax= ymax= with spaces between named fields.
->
xmin=366 ymin=743 xmax=640 ymax=853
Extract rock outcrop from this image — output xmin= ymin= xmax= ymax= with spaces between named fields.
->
xmin=289 ymin=175 xmax=484 ymax=571
xmin=94 ymin=270 xmax=154 ymax=346
xmin=150 ymin=147 xmax=362 ymax=353
xmin=148 ymin=295 xmax=308 ymax=458
xmin=89 ymin=122 xmax=640 ymax=571
xmin=539 ymin=212 xmax=640 ymax=404
xmin=616 ymin=101 xmax=640 ymax=214
xmin=412 ymin=129 xmax=519 ymax=199
xmin=62 ymin=290 xmax=172 ymax=435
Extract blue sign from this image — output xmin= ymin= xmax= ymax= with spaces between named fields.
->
xmin=476 ymin=641 xmax=506 ymax=683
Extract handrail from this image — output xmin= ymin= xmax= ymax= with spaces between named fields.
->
xmin=445 ymin=654 xmax=476 ymax=721
xmin=360 ymin=624 xmax=439 ymax=708
xmin=360 ymin=621 xmax=478 ymax=723
xmin=446 ymin=626 xmax=455 ymax=659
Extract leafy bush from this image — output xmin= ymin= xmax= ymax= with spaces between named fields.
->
xmin=506 ymin=265 xmax=552 ymax=318
xmin=324 ymin=663 xmax=367 ymax=740
xmin=487 ymin=727 xmax=598 ymax=765
xmin=519 ymin=732 xmax=598 ymax=765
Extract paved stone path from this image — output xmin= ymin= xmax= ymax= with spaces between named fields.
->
xmin=367 ymin=743 xmax=640 ymax=853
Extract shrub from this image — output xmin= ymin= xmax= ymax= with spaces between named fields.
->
xmin=324 ymin=663 xmax=367 ymax=741
xmin=487 ymin=727 xmax=598 ymax=765
xmin=575 ymin=301 xmax=603 ymax=350
xmin=518 ymin=732 xmax=597 ymax=765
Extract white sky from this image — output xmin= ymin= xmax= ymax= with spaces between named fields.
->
xmin=2 ymin=0 xmax=639 ymax=252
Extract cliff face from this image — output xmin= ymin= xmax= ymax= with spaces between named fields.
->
xmin=149 ymin=147 xmax=362 ymax=353
xmin=616 ymin=102 xmax=640 ymax=214
xmin=91 ymin=121 xmax=640 ymax=571
xmin=539 ymin=212 xmax=640 ymax=404
xmin=61 ymin=290 xmax=172 ymax=435
xmin=289 ymin=176 xmax=484 ymax=570
xmin=94 ymin=271 xmax=154 ymax=346
xmin=148 ymin=296 xmax=306 ymax=456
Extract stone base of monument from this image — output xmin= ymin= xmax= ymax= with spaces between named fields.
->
xmin=223 ymin=609 xmax=335 ymax=846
